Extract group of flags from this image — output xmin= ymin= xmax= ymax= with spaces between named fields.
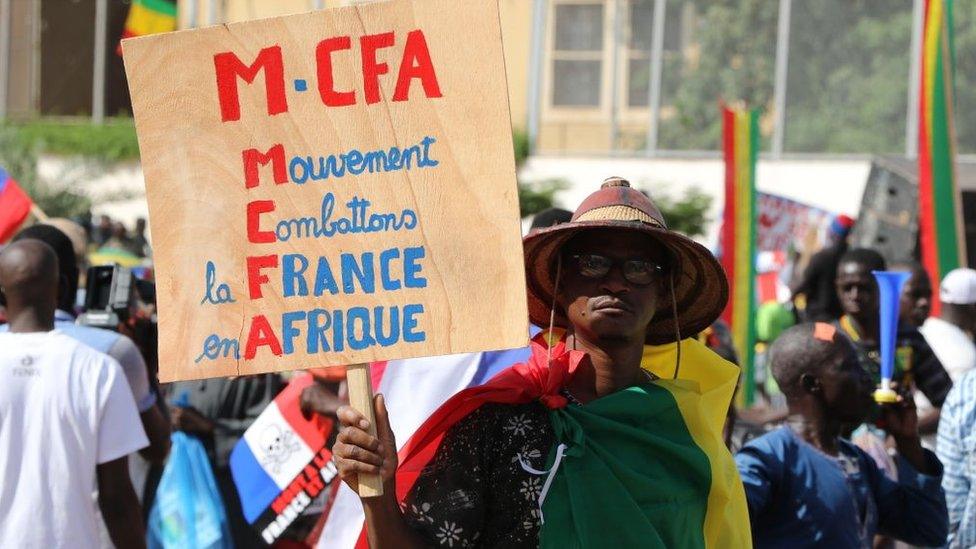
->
xmin=2 ymin=0 xmax=969 ymax=544
xmin=228 ymin=329 xmax=753 ymax=548
xmin=721 ymin=0 xmax=965 ymax=406
xmin=229 ymin=344 xmax=534 ymax=547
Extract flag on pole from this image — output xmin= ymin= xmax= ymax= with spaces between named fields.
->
xmin=720 ymin=105 xmax=759 ymax=405
xmin=229 ymin=374 xmax=335 ymax=545
xmin=0 ymin=168 xmax=33 ymax=244
xmin=118 ymin=0 xmax=177 ymax=54
xmin=919 ymin=0 xmax=965 ymax=316
xmin=315 ymin=345 xmax=533 ymax=548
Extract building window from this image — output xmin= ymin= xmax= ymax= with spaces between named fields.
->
xmin=551 ymin=2 xmax=604 ymax=107
xmin=625 ymin=1 xmax=654 ymax=108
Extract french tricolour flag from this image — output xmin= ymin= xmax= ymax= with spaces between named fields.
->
xmin=230 ymin=374 xmax=335 ymax=544
xmin=0 ymin=168 xmax=32 ymax=244
xmin=315 ymin=340 xmax=534 ymax=548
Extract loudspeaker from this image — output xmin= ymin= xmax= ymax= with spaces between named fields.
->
xmin=850 ymin=159 xmax=918 ymax=264
xmin=963 ymin=191 xmax=976 ymax=269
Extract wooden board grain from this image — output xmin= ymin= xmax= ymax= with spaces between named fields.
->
xmin=122 ymin=0 xmax=527 ymax=382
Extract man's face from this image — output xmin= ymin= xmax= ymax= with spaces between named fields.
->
xmin=899 ymin=270 xmax=932 ymax=328
xmin=836 ymin=262 xmax=879 ymax=319
xmin=959 ymin=303 xmax=976 ymax=333
xmin=818 ymin=339 xmax=875 ymax=423
xmin=557 ymin=229 xmax=664 ymax=342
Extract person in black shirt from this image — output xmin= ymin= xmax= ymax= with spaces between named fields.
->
xmin=832 ymin=249 xmax=952 ymax=434
xmin=791 ymin=214 xmax=855 ymax=322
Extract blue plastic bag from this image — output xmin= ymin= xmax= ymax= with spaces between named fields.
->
xmin=148 ymin=431 xmax=234 ymax=549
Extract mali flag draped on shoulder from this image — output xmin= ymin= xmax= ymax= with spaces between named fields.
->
xmin=720 ymin=105 xmax=759 ymax=406
xmin=355 ymin=331 xmax=752 ymax=548
xmin=919 ymin=0 xmax=965 ymax=316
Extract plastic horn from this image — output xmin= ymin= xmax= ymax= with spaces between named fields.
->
xmin=871 ymin=270 xmax=911 ymax=404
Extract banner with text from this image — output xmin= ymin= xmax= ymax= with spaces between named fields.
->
xmin=123 ymin=0 xmax=526 ymax=381
xmin=757 ymin=192 xmax=833 ymax=253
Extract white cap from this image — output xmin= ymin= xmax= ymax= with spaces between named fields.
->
xmin=941 ymin=268 xmax=976 ymax=305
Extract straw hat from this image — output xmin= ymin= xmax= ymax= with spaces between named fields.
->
xmin=523 ymin=177 xmax=728 ymax=345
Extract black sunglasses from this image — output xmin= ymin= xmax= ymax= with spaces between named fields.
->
xmin=569 ymin=253 xmax=665 ymax=286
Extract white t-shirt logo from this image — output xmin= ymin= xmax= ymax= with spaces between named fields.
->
xmin=14 ymin=356 xmax=37 ymax=377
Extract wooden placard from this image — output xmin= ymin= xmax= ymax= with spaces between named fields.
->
xmin=123 ymin=0 xmax=527 ymax=382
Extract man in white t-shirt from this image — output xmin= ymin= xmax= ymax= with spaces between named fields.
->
xmin=0 ymin=240 xmax=148 ymax=548
xmin=921 ymin=268 xmax=976 ymax=382
xmin=7 ymin=224 xmax=171 ymax=463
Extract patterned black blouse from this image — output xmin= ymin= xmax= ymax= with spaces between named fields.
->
xmin=401 ymin=401 xmax=556 ymax=548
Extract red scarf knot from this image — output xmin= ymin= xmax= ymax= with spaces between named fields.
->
xmin=539 ymin=393 xmax=568 ymax=410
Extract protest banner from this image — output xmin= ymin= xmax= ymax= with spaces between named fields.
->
xmin=121 ymin=0 xmax=527 ymax=385
xmin=125 ymin=0 xmax=526 ymax=496
xmin=230 ymin=374 xmax=337 ymax=544
xmin=756 ymin=192 xmax=833 ymax=253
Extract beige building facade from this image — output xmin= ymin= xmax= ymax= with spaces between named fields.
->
xmin=1 ymin=0 xmax=695 ymax=155
xmin=177 ymin=0 xmax=703 ymax=155
xmin=0 ymin=0 xmax=898 ymax=254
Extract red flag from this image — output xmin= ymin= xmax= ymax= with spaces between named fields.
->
xmin=0 ymin=169 xmax=32 ymax=244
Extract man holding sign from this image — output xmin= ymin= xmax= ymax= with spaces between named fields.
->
xmin=333 ymin=178 xmax=751 ymax=548
xmin=122 ymin=0 xmax=747 ymax=546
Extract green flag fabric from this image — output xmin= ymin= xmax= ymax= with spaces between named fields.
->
xmin=538 ymin=382 xmax=713 ymax=548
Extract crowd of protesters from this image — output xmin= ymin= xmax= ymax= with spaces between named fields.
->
xmin=732 ymin=220 xmax=976 ymax=547
xmin=3 ymin=186 xmax=976 ymax=548
xmin=88 ymin=214 xmax=152 ymax=259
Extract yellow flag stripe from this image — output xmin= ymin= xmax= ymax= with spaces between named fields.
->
xmin=124 ymin=1 xmax=177 ymax=37
xmin=732 ymin=109 xmax=753 ymax=373
xmin=645 ymin=339 xmax=753 ymax=548
xmin=922 ymin=0 xmax=943 ymax=146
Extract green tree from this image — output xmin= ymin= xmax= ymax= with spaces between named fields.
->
xmin=658 ymin=0 xmax=918 ymax=154
xmin=652 ymin=187 xmax=712 ymax=238
xmin=513 ymin=129 xmax=530 ymax=167
xmin=951 ymin=2 xmax=976 ymax=153
xmin=783 ymin=0 xmax=911 ymax=153
xmin=659 ymin=0 xmax=779 ymax=150
xmin=519 ymin=178 xmax=568 ymax=218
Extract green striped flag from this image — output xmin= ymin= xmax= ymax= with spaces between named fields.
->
xmin=919 ymin=0 xmax=966 ymax=313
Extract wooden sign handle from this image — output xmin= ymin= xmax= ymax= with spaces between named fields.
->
xmin=345 ymin=363 xmax=385 ymax=498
